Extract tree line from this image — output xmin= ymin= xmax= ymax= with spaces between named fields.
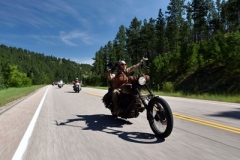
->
xmin=90 ymin=0 xmax=240 ymax=94
xmin=0 ymin=44 xmax=93 ymax=89
xmin=0 ymin=0 xmax=239 ymax=95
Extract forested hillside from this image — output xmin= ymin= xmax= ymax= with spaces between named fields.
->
xmin=0 ymin=0 xmax=239 ymax=95
xmin=90 ymin=0 xmax=240 ymax=94
xmin=0 ymin=44 xmax=93 ymax=89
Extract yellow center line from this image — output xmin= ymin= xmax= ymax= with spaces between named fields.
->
xmin=83 ymin=91 xmax=240 ymax=134
xmin=174 ymin=113 xmax=240 ymax=134
xmin=83 ymin=91 xmax=102 ymax=97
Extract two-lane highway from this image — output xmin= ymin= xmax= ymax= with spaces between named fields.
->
xmin=0 ymin=85 xmax=239 ymax=160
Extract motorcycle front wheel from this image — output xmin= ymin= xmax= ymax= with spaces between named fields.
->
xmin=147 ymin=96 xmax=173 ymax=138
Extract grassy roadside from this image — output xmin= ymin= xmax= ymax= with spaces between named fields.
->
xmin=0 ymin=85 xmax=45 ymax=107
xmin=153 ymin=91 xmax=240 ymax=103
xmin=86 ymin=86 xmax=240 ymax=103
xmin=0 ymin=85 xmax=239 ymax=108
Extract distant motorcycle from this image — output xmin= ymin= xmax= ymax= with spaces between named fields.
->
xmin=58 ymin=80 xmax=64 ymax=88
xmin=58 ymin=84 xmax=63 ymax=88
xmin=73 ymin=82 xmax=81 ymax=93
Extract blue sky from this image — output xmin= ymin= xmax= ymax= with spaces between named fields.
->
xmin=0 ymin=0 xmax=170 ymax=65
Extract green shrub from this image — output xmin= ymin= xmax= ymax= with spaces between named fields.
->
xmin=162 ymin=82 xmax=174 ymax=93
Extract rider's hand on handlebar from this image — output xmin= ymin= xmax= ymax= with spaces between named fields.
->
xmin=140 ymin=57 xmax=148 ymax=64
xmin=143 ymin=57 xmax=148 ymax=61
xmin=141 ymin=57 xmax=148 ymax=62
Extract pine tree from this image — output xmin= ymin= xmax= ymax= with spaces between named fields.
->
xmin=114 ymin=25 xmax=129 ymax=62
xmin=126 ymin=17 xmax=142 ymax=64
xmin=156 ymin=9 xmax=167 ymax=55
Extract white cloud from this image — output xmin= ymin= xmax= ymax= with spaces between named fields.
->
xmin=0 ymin=0 xmax=170 ymax=65
xmin=31 ymin=35 xmax=58 ymax=45
xmin=73 ymin=58 xmax=94 ymax=65
xmin=60 ymin=30 xmax=93 ymax=46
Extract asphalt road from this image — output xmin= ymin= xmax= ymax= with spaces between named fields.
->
xmin=0 ymin=85 xmax=239 ymax=160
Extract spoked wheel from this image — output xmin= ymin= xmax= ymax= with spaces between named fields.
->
xmin=147 ymin=96 xmax=173 ymax=138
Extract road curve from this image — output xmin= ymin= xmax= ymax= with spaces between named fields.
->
xmin=0 ymin=85 xmax=239 ymax=160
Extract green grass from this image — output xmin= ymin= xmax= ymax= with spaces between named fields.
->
xmin=0 ymin=85 xmax=45 ymax=107
xmin=86 ymin=86 xmax=240 ymax=103
xmin=1 ymin=85 xmax=239 ymax=108
xmin=152 ymin=91 xmax=240 ymax=103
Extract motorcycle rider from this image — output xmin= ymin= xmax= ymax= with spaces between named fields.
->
xmin=73 ymin=78 xmax=80 ymax=89
xmin=108 ymin=58 xmax=147 ymax=115
xmin=74 ymin=78 xmax=79 ymax=84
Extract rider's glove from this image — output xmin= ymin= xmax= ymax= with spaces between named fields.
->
xmin=140 ymin=57 xmax=148 ymax=64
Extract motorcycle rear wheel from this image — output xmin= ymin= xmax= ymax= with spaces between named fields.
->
xmin=147 ymin=96 xmax=173 ymax=138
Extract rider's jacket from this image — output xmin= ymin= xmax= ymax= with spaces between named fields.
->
xmin=73 ymin=80 xmax=79 ymax=85
xmin=112 ymin=71 xmax=128 ymax=89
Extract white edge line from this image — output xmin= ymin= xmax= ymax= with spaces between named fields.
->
xmin=12 ymin=86 xmax=50 ymax=160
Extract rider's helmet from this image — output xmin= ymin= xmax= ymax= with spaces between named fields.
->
xmin=76 ymin=78 xmax=78 ymax=80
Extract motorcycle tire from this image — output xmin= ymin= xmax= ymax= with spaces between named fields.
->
xmin=147 ymin=96 xmax=173 ymax=138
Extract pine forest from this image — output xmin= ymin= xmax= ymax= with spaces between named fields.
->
xmin=0 ymin=0 xmax=239 ymax=95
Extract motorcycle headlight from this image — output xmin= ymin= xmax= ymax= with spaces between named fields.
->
xmin=138 ymin=77 xmax=146 ymax=85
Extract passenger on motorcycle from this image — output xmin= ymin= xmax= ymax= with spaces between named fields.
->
xmin=108 ymin=58 xmax=147 ymax=115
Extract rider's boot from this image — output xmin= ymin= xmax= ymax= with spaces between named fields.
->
xmin=112 ymin=100 xmax=119 ymax=115
xmin=112 ymin=90 xmax=119 ymax=115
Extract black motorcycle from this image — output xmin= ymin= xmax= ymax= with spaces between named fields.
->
xmin=103 ymin=61 xmax=173 ymax=138
xmin=73 ymin=82 xmax=81 ymax=93
xmin=57 ymin=80 xmax=64 ymax=88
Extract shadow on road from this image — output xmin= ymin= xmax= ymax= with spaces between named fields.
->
xmin=65 ymin=91 xmax=78 ymax=93
xmin=55 ymin=114 xmax=164 ymax=144
xmin=207 ymin=108 xmax=240 ymax=120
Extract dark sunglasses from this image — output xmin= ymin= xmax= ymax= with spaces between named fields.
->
xmin=121 ymin=63 xmax=126 ymax=66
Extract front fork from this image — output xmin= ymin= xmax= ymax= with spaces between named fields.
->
xmin=135 ymin=87 xmax=155 ymax=120
xmin=134 ymin=86 xmax=156 ymax=121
